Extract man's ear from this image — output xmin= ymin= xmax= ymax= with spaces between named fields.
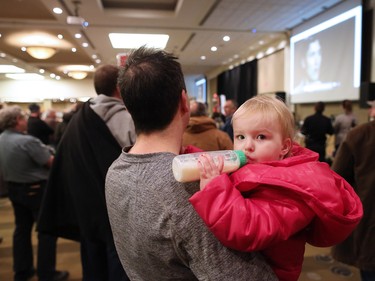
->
xmin=113 ymin=86 xmax=122 ymax=99
xmin=280 ymin=138 xmax=292 ymax=158
xmin=180 ymin=90 xmax=189 ymax=114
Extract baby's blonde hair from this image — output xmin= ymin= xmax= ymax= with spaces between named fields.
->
xmin=233 ymin=95 xmax=295 ymax=141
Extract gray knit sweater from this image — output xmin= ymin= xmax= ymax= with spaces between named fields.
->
xmin=105 ymin=150 xmax=277 ymax=281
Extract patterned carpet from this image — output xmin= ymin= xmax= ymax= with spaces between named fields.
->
xmin=0 ymin=198 xmax=360 ymax=281
xmin=299 ymin=249 xmax=360 ymax=281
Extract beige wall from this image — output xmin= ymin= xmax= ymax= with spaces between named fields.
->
xmin=258 ymin=49 xmax=285 ymax=94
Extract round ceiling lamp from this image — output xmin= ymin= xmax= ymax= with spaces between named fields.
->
xmin=68 ymin=71 xmax=88 ymax=80
xmin=58 ymin=65 xmax=93 ymax=80
xmin=26 ymin=46 xmax=56 ymax=60
xmin=7 ymin=31 xmax=72 ymax=60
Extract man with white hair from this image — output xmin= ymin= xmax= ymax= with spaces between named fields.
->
xmin=0 ymin=106 xmax=68 ymax=281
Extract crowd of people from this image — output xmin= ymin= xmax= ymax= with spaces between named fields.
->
xmin=0 ymin=46 xmax=373 ymax=281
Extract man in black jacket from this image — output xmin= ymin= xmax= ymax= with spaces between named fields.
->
xmin=301 ymin=101 xmax=333 ymax=163
xmin=38 ymin=65 xmax=135 ymax=281
xmin=27 ymin=103 xmax=54 ymax=145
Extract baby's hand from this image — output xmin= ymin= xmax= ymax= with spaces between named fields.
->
xmin=197 ymin=154 xmax=224 ymax=191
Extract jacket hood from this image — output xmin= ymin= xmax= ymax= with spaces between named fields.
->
xmin=90 ymin=94 xmax=125 ymax=123
xmin=185 ymin=116 xmax=217 ymax=134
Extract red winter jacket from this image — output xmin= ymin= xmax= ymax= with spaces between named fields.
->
xmin=189 ymin=144 xmax=363 ymax=281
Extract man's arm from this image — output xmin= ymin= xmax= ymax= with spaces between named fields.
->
xmin=171 ymin=180 xmax=278 ymax=280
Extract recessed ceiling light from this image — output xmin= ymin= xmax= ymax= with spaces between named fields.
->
xmin=200 ymin=56 xmax=206 ymax=60
xmin=57 ymin=34 xmax=63 ymax=39
xmin=0 ymin=65 xmax=25 ymax=73
xmin=266 ymin=47 xmax=275 ymax=55
xmin=109 ymin=33 xmax=169 ymax=49
xmin=21 ymin=47 xmax=27 ymax=52
xmin=211 ymin=46 xmax=217 ymax=52
xmin=278 ymin=40 xmax=287 ymax=49
xmin=75 ymin=33 xmax=82 ymax=39
xmin=247 ymin=55 xmax=255 ymax=61
xmin=39 ymin=69 xmax=45 ymax=73
xmin=256 ymin=52 xmax=265 ymax=59
xmin=72 ymin=48 xmax=77 ymax=52
xmin=82 ymin=42 xmax=89 ymax=48
xmin=53 ymin=7 xmax=63 ymax=14
xmin=223 ymin=36 xmax=230 ymax=42
xmin=5 ymin=73 xmax=44 ymax=80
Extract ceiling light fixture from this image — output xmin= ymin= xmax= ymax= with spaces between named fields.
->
xmin=0 ymin=65 xmax=25 ymax=73
xmin=53 ymin=7 xmax=63 ymax=14
xmin=68 ymin=71 xmax=88 ymax=80
xmin=58 ymin=65 xmax=92 ymax=80
xmin=26 ymin=46 xmax=56 ymax=59
xmin=109 ymin=33 xmax=169 ymax=49
xmin=5 ymin=73 xmax=44 ymax=80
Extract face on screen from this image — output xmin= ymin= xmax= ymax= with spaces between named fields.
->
xmin=305 ymin=39 xmax=322 ymax=82
xmin=290 ymin=4 xmax=361 ymax=103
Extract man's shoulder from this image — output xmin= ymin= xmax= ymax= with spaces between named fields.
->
xmin=334 ymin=113 xmax=346 ymax=121
xmin=11 ymin=133 xmax=43 ymax=148
xmin=348 ymin=121 xmax=374 ymax=141
xmin=27 ymin=116 xmax=40 ymax=125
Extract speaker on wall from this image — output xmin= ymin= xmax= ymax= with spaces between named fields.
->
xmin=359 ymin=82 xmax=375 ymax=108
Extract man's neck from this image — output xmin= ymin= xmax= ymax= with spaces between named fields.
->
xmin=130 ymin=118 xmax=186 ymax=155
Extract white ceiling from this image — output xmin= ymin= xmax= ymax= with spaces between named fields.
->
xmin=0 ymin=0 xmax=344 ymax=80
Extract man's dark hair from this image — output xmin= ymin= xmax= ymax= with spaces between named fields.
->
xmin=28 ymin=103 xmax=40 ymax=113
xmin=118 ymin=46 xmax=186 ymax=134
xmin=315 ymin=101 xmax=325 ymax=113
xmin=94 ymin=64 xmax=119 ymax=96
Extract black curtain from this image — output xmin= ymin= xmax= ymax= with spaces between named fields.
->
xmin=217 ymin=59 xmax=258 ymax=106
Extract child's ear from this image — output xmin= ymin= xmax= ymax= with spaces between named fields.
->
xmin=280 ymin=138 xmax=292 ymax=158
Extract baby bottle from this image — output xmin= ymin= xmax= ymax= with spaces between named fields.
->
xmin=172 ymin=150 xmax=247 ymax=182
